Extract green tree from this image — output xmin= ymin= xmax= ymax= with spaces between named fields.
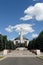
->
xmin=36 ymin=31 xmax=43 ymax=51
xmin=0 ymin=34 xmax=3 ymax=50
xmin=28 ymin=39 xmax=37 ymax=49
xmin=2 ymin=35 xmax=7 ymax=49
xmin=28 ymin=31 xmax=43 ymax=52
xmin=7 ymin=40 xmax=16 ymax=50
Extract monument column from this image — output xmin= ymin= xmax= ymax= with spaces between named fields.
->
xmin=20 ymin=28 xmax=23 ymax=43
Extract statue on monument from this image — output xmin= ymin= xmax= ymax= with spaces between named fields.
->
xmin=19 ymin=28 xmax=23 ymax=43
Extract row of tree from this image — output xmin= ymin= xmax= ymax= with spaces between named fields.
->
xmin=28 ymin=31 xmax=43 ymax=52
xmin=0 ymin=34 xmax=16 ymax=51
xmin=0 ymin=31 xmax=43 ymax=51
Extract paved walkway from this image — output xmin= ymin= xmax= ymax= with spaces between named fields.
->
xmin=0 ymin=57 xmax=43 ymax=65
xmin=6 ymin=50 xmax=37 ymax=57
xmin=0 ymin=50 xmax=43 ymax=57
xmin=0 ymin=50 xmax=43 ymax=65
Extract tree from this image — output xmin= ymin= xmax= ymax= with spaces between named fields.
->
xmin=2 ymin=35 xmax=7 ymax=49
xmin=28 ymin=31 xmax=43 ymax=52
xmin=7 ymin=40 xmax=16 ymax=50
xmin=0 ymin=34 xmax=16 ymax=51
xmin=28 ymin=38 xmax=37 ymax=49
xmin=0 ymin=34 xmax=3 ymax=50
xmin=36 ymin=31 xmax=43 ymax=51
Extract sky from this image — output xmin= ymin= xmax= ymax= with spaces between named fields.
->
xmin=0 ymin=0 xmax=43 ymax=40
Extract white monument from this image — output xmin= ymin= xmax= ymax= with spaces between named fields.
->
xmin=3 ymin=49 xmax=8 ymax=55
xmin=36 ymin=50 xmax=40 ymax=55
xmin=13 ymin=27 xmax=29 ymax=48
xmin=20 ymin=28 xmax=23 ymax=43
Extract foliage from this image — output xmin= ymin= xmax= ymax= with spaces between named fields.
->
xmin=0 ymin=34 xmax=16 ymax=51
xmin=28 ymin=31 xmax=43 ymax=52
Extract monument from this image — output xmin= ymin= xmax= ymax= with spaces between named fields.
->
xmin=14 ymin=28 xmax=29 ymax=50
xmin=20 ymin=28 xmax=23 ymax=43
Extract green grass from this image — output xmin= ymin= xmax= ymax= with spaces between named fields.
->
xmin=39 ymin=56 xmax=43 ymax=59
xmin=0 ymin=56 xmax=4 ymax=59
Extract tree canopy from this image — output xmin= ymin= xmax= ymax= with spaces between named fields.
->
xmin=0 ymin=34 xmax=16 ymax=51
xmin=28 ymin=31 xmax=43 ymax=52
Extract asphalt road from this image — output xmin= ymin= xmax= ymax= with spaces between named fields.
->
xmin=0 ymin=57 xmax=43 ymax=65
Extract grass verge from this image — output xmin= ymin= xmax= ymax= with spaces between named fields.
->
xmin=38 ymin=56 xmax=43 ymax=60
xmin=39 ymin=56 xmax=43 ymax=59
xmin=0 ymin=56 xmax=4 ymax=59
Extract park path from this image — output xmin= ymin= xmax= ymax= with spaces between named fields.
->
xmin=6 ymin=50 xmax=37 ymax=57
xmin=0 ymin=57 xmax=43 ymax=65
xmin=0 ymin=50 xmax=43 ymax=65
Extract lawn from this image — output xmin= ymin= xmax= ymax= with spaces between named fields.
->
xmin=39 ymin=56 xmax=43 ymax=59
xmin=0 ymin=56 xmax=4 ymax=59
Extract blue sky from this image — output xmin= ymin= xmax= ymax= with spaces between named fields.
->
xmin=0 ymin=0 xmax=43 ymax=40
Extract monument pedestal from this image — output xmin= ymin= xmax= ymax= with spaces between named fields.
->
xmin=36 ymin=50 xmax=40 ymax=55
xmin=3 ymin=49 xmax=8 ymax=55
xmin=16 ymin=47 xmax=27 ymax=51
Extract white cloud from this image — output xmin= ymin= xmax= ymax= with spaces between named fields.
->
xmin=20 ymin=3 xmax=43 ymax=21
xmin=20 ymin=15 xmax=32 ymax=21
xmin=33 ymin=0 xmax=36 ymax=1
xmin=10 ymin=38 xmax=14 ymax=41
xmin=14 ymin=24 xmax=34 ymax=35
xmin=5 ymin=25 xmax=14 ymax=32
xmin=33 ymin=0 xmax=38 ymax=1
xmin=32 ymin=33 xmax=38 ymax=38
xmin=5 ymin=24 xmax=34 ymax=35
